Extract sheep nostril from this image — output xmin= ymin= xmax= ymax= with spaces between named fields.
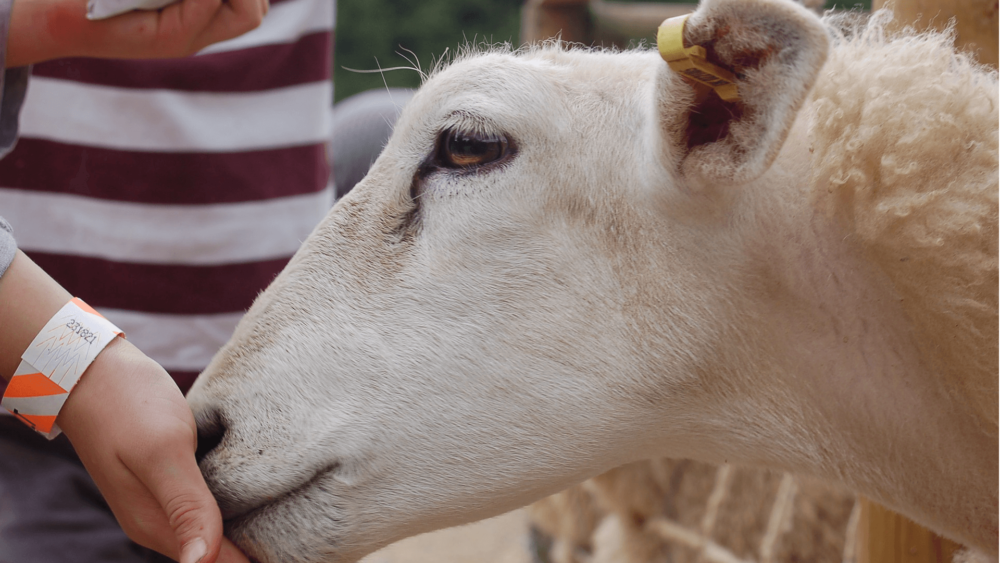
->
xmin=195 ymin=413 xmax=227 ymax=464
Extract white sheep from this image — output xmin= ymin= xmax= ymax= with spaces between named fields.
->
xmin=186 ymin=2 xmax=998 ymax=562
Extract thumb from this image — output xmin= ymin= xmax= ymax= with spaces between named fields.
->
xmin=139 ymin=434 xmax=227 ymax=563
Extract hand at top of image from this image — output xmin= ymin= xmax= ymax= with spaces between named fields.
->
xmin=7 ymin=0 xmax=268 ymax=67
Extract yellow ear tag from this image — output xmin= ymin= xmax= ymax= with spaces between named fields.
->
xmin=657 ymin=14 xmax=740 ymax=102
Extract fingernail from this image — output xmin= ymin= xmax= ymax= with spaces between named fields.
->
xmin=181 ymin=538 xmax=208 ymax=563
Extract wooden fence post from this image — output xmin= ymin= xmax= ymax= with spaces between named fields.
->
xmin=520 ymin=0 xmax=591 ymax=45
xmin=872 ymin=0 xmax=998 ymax=68
xmin=856 ymin=498 xmax=963 ymax=563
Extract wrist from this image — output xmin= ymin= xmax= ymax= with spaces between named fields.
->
xmin=1 ymin=295 xmax=125 ymax=437
xmin=57 ymin=337 xmax=192 ymax=450
xmin=55 ymin=335 xmax=132 ymax=440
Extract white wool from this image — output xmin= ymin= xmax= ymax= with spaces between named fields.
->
xmin=954 ymin=548 xmax=999 ymax=563
xmin=809 ymin=9 xmax=999 ymax=436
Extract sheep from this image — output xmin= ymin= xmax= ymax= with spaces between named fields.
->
xmin=185 ymin=2 xmax=998 ymax=561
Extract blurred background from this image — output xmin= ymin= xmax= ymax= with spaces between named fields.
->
xmin=333 ymin=0 xmax=874 ymax=102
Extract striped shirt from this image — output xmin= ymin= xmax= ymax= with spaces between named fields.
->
xmin=0 ymin=0 xmax=335 ymax=392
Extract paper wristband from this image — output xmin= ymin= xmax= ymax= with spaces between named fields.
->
xmin=2 ymin=298 xmax=124 ymax=439
xmin=87 ymin=0 xmax=180 ymax=20
xmin=657 ymin=14 xmax=741 ymax=102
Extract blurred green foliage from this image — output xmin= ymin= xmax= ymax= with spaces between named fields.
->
xmin=334 ymin=0 xmax=523 ymax=102
xmin=823 ymin=0 xmax=872 ymax=10
xmin=333 ymin=0 xmax=873 ymax=103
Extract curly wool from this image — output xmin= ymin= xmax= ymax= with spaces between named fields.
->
xmin=808 ymin=9 xmax=999 ymax=437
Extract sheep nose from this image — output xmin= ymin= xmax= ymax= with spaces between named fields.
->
xmin=194 ymin=410 xmax=228 ymax=464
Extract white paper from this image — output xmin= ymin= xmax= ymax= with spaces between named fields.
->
xmin=87 ymin=0 xmax=180 ymax=20
xmin=1 ymin=299 xmax=124 ymax=439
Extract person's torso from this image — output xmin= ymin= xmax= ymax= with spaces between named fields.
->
xmin=0 ymin=0 xmax=335 ymax=392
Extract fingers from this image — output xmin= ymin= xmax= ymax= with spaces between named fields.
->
xmin=154 ymin=0 xmax=225 ymax=56
xmin=67 ymin=0 xmax=265 ymax=60
xmin=186 ymin=0 xmax=266 ymax=53
xmin=136 ymin=427 xmax=227 ymax=563
xmin=218 ymin=538 xmax=253 ymax=563
xmin=174 ymin=0 xmax=226 ymax=40
xmin=62 ymin=340 xmax=247 ymax=563
xmin=180 ymin=538 xmax=209 ymax=563
xmin=59 ymin=0 xmax=220 ymax=60
xmin=19 ymin=0 xmax=268 ymax=64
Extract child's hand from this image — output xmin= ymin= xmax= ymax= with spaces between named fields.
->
xmin=57 ymin=337 xmax=250 ymax=563
xmin=8 ymin=0 xmax=268 ymax=67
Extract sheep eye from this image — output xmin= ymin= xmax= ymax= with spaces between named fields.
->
xmin=439 ymin=129 xmax=509 ymax=169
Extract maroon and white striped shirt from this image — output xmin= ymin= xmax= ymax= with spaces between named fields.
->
xmin=0 ymin=0 xmax=334 ymax=392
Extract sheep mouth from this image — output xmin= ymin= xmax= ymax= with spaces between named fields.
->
xmin=220 ymin=461 xmax=341 ymax=522
xmin=221 ymin=463 xmax=344 ymax=563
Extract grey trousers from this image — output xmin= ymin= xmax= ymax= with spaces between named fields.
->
xmin=0 ymin=417 xmax=171 ymax=563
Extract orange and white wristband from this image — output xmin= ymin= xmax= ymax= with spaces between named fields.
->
xmin=2 ymin=298 xmax=124 ymax=439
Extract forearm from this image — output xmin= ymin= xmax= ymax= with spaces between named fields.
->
xmin=0 ymin=250 xmax=72 ymax=380
xmin=0 ymin=250 xmax=237 ymax=563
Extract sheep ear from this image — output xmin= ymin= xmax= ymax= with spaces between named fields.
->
xmin=657 ymin=0 xmax=829 ymax=185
